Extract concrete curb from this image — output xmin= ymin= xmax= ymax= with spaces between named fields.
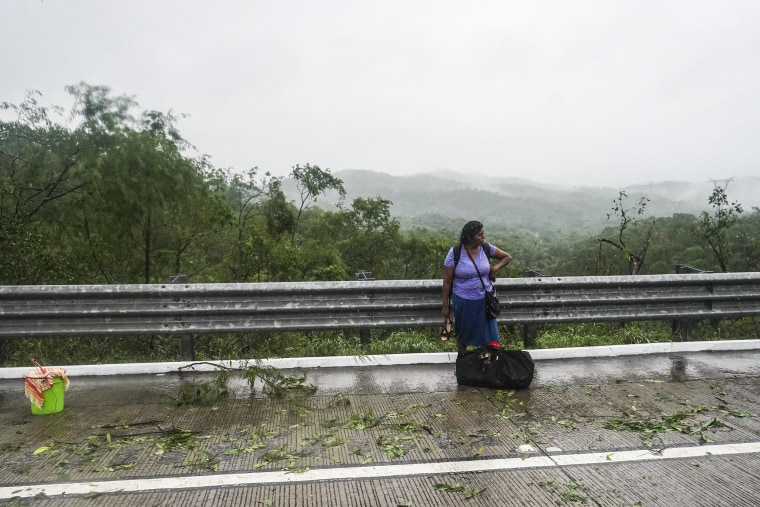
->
xmin=2 ymin=339 xmax=759 ymax=379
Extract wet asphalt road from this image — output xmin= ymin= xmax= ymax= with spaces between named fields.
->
xmin=1 ymin=344 xmax=760 ymax=506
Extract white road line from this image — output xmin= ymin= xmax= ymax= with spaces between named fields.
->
xmin=2 ymin=442 xmax=760 ymax=499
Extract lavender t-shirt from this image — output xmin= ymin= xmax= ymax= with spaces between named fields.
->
xmin=444 ymin=244 xmax=495 ymax=300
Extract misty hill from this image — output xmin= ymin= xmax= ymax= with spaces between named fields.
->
xmin=284 ymin=170 xmax=760 ymax=235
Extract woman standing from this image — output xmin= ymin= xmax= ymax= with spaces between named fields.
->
xmin=442 ymin=221 xmax=513 ymax=354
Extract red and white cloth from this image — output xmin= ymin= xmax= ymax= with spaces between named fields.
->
xmin=24 ymin=368 xmax=69 ymax=409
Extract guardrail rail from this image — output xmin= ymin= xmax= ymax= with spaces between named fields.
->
xmin=1 ymin=273 xmax=759 ymax=356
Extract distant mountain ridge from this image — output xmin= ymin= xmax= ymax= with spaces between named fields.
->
xmin=283 ymin=170 xmax=760 ymax=235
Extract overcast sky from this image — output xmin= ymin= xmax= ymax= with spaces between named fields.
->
xmin=3 ymin=0 xmax=759 ymax=187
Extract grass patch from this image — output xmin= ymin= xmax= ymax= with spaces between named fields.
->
xmin=532 ymin=322 xmax=673 ymax=349
xmin=528 ymin=318 xmax=759 ymax=350
xmin=3 ymin=317 xmax=757 ymax=367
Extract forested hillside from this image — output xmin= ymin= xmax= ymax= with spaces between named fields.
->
xmin=2 ymin=85 xmax=759 ymax=290
xmin=286 ymin=169 xmax=760 ymax=237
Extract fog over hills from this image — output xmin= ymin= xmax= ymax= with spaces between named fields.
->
xmin=284 ymin=170 xmax=760 ymax=235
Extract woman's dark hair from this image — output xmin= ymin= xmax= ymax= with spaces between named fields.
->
xmin=459 ymin=220 xmax=483 ymax=245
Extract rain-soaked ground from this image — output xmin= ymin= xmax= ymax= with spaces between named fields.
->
xmin=1 ymin=345 xmax=760 ymax=506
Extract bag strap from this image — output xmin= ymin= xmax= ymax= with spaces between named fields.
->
xmin=466 ymin=247 xmax=491 ymax=292
xmin=453 ymin=242 xmax=491 ymax=269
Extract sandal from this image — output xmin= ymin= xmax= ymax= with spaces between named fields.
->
xmin=440 ymin=317 xmax=453 ymax=341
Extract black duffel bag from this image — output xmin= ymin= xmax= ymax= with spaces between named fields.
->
xmin=456 ymin=347 xmax=534 ymax=389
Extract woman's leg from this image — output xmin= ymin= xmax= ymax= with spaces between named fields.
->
xmin=451 ymin=294 xmax=469 ymax=355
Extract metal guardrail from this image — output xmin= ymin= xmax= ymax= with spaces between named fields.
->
xmin=1 ymin=273 xmax=760 ymax=340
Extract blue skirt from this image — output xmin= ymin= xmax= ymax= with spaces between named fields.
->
xmin=451 ymin=294 xmax=499 ymax=347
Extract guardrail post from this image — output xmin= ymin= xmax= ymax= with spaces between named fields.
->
xmin=672 ymin=264 xmax=712 ymax=341
xmin=355 ymin=271 xmax=375 ymax=346
xmin=522 ymin=268 xmax=544 ymax=348
xmin=170 ymin=274 xmax=195 ymax=360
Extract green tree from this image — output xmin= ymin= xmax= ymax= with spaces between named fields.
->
xmin=262 ymin=181 xmax=296 ymax=238
xmin=694 ymin=183 xmax=743 ymax=272
xmin=66 ymin=83 xmax=230 ymax=283
xmin=338 ymin=197 xmax=401 ymax=279
xmin=0 ymin=90 xmax=88 ymax=283
xmin=597 ymin=191 xmax=656 ymax=275
xmin=223 ymin=167 xmax=282 ymax=281
xmin=290 ymin=163 xmax=345 ymax=240
xmin=394 ymin=230 xmax=451 ymax=280
xmin=289 ymin=206 xmax=350 ymax=280
xmin=644 ymin=213 xmax=707 ymax=274
xmin=155 ymin=159 xmax=233 ymax=280
xmin=733 ymin=208 xmax=760 ymax=271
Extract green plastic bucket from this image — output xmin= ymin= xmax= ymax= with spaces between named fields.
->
xmin=30 ymin=377 xmax=65 ymax=415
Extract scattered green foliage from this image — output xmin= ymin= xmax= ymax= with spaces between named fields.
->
xmin=1 ymin=443 xmax=24 ymax=452
xmin=561 ymin=480 xmax=590 ymax=504
xmin=170 ymin=361 xmax=317 ymax=408
xmin=539 ymin=477 xmax=591 ymax=505
xmin=344 ymin=411 xmax=384 ymax=430
xmin=377 ymin=434 xmax=416 ymax=458
xmin=302 ymin=431 xmax=345 ymax=449
xmin=154 ymin=426 xmax=197 ymax=454
xmin=601 ymin=405 xmax=735 ymax=445
xmin=254 ymin=448 xmax=301 ymax=469
xmin=243 ymin=364 xmax=317 ymax=398
xmin=172 ymin=368 xmax=231 ymax=406
xmin=328 ymin=393 xmax=351 ymax=407
xmin=434 ymin=476 xmax=487 ymax=499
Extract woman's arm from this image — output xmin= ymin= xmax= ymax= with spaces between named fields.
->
xmin=442 ymin=265 xmax=455 ymax=317
xmin=489 ymin=247 xmax=513 ymax=281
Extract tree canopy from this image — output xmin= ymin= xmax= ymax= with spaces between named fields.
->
xmin=2 ymin=85 xmax=759 ymax=286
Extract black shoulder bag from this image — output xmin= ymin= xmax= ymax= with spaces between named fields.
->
xmin=467 ymin=247 xmax=500 ymax=320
